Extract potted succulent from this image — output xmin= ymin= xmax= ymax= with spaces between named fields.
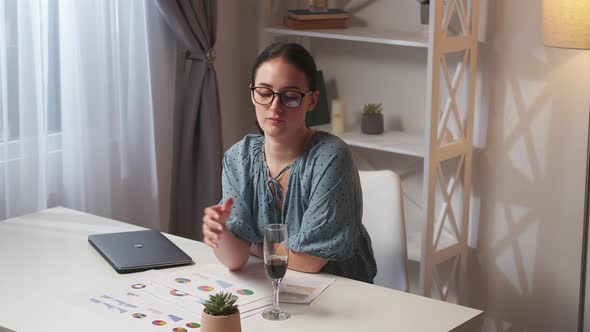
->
xmin=201 ymin=292 xmax=241 ymax=332
xmin=361 ymin=103 xmax=384 ymax=135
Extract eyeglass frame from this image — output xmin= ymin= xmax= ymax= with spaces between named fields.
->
xmin=249 ymin=84 xmax=314 ymax=109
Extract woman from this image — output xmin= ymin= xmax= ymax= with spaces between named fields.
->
xmin=202 ymin=42 xmax=376 ymax=283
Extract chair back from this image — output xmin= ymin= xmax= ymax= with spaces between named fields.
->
xmin=359 ymin=170 xmax=409 ymax=291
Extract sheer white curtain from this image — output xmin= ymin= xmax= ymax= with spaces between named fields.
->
xmin=0 ymin=1 xmax=50 ymax=218
xmin=0 ymin=0 xmax=176 ymax=229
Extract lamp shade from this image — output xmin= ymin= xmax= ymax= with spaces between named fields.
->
xmin=543 ymin=0 xmax=590 ymax=49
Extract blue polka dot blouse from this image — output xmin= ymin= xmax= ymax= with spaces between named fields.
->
xmin=221 ymin=131 xmax=377 ymax=283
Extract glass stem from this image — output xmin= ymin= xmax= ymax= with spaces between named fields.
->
xmin=272 ymin=279 xmax=281 ymax=312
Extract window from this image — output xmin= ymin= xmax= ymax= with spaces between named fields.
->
xmin=1 ymin=0 xmax=61 ymax=143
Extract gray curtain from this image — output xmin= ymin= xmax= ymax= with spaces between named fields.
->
xmin=155 ymin=0 xmax=222 ymax=240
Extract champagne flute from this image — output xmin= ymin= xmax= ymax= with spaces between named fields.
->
xmin=262 ymin=223 xmax=291 ymax=321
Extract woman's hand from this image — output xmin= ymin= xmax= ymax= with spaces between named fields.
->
xmin=202 ymin=197 xmax=250 ymax=271
xmin=202 ymin=197 xmax=234 ymax=249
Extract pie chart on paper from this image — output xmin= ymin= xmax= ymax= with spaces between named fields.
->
xmin=170 ymin=289 xmax=189 ymax=296
xmin=236 ymin=289 xmax=254 ymax=296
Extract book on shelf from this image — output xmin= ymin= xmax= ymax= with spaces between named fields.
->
xmin=284 ymin=17 xmax=346 ymax=30
xmin=288 ymin=8 xmax=350 ymax=20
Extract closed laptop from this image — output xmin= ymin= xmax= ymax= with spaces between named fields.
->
xmin=88 ymin=230 xmax=193 ymax=273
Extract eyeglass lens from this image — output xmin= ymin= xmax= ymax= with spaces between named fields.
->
xmin=252 ymin=87 xmax=303 ymax=108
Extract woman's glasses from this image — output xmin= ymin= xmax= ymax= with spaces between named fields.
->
xmin=250 ymin=85 xmax=313 ymax=109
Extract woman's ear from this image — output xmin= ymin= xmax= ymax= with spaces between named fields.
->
xmin=307 ymin=90 xmax=320 ymax=112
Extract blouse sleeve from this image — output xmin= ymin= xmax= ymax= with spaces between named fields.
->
xmin=289 ymin=144 xmax=362 ymax=261
xmin=221 ymin=140 xmax=260 ymax=244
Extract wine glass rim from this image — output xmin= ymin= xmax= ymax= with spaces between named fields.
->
xmin=264 ymin=223 xmax=287 ymax=231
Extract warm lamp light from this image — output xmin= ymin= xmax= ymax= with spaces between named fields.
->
xmin=543 ymin=0 xmax=590 ymax=49
xmin=543 ymin=1 xmax=590 ymax=331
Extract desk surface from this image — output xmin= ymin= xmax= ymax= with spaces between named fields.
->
xmin=0 ymin=208 xmax=482 ymax=332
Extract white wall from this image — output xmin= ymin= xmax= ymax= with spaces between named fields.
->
xmin=216 ymin=0 xmax=260 ymax=150
xmin=470 ymin=0 xmax=590 ymax=331
xmin=217 ymin=0 xmax=590 ymax=330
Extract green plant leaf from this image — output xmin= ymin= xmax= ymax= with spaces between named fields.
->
xmin=202 ymin=291 xmax=239 ymax=316
xmin=362 ymin=103 xmax=383 ymax=115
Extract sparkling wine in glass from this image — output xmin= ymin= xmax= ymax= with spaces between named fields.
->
xmin=262 ymin=223 xmax=291 ymax=321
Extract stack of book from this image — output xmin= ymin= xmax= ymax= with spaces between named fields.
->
xmin=284 ymin=8 xmax=350 ymax=30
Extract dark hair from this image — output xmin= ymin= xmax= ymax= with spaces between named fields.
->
xmin=250 ymin=42 xmax=317 ymax=91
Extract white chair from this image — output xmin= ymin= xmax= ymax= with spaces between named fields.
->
xmin=359 ymin=170 xmax=410 ymax=292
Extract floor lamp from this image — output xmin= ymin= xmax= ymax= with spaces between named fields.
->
xmin=542 ymin=1 xmax=590 ymax=331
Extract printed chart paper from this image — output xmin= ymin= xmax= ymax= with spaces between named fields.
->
xmin=152 ymin=268 xmax=274 ymax=317
xmin=87 ymin=263 xmax=337 ymax=329
xmin=280 ymin=269 xmax=336 ymax=304
xmin=191 ymin=263 xmax=337 ymax=304
xmin=88 ymin=281 xmax=203 ymax=331
xmin=152 ymin=270 xmax=271 ymax=308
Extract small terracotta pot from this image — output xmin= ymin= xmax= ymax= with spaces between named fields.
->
xmin=201 ymin=310 xmax=241 ymax=332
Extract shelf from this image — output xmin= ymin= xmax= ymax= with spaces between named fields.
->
xmin=265 ymin=25 xmax=429 ymax=48
xmin=265 ymin=0 xmax=480 ymax=298
xmin=312 ymin=124 xmax=425 ymax=158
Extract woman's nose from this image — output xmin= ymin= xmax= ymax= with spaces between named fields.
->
xmin=269 ymin=96 xmax=284 ymax=113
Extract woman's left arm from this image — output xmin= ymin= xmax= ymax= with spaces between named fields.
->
xmin=288 ymin=250 xmax=327 ymax=273
xmin=250 ymin=243 xmax=325 ymax=272
xmin=289 ymin=142 xmax=361 ymax=273
xmin=250 ymin=243 xmax=263 ymax=258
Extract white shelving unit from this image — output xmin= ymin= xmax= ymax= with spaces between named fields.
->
xmin=313 ymin=124 xmax=466 ymax=270
xmin=264 ymin=0 xmax=480 ymax=304
xmin=265 ymin=26 xmax=429 ymax=48
xmin=312 ymin=124 xmax=425 ymax=157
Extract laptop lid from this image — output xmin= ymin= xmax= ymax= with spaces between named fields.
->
xmin=88 ymin=230 xmax=193 ymax=274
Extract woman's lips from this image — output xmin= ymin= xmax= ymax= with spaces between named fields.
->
xmin=267 ymin=117 xmax=284 ymax=124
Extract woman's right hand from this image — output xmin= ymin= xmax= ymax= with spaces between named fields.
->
xmin=202 ymin=197 xmax=234 ymax=249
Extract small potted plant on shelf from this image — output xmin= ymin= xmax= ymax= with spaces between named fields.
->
xmin=361 ymin=103 xmax=384 ymax=135
xmin=201 ymin=291 xmax=241 ymax=332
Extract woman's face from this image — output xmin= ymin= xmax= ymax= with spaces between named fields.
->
xmin=252 ymin=57 xmax=318 ymax=140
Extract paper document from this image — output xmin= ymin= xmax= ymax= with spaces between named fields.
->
xmin=87 ymin=261 xmax=337 ymax=328
xmin=279 ymin=269 xmax=336 ymax=304
xmin=86 ymin=271 xmax=204 ymax=331
xmin=195 ymin=262 xmax=336 ymax=304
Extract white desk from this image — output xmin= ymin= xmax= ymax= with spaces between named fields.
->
xmin=0 ymin=208 xmax=482 ymax=332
